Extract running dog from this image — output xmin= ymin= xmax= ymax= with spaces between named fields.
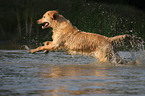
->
xmin=25 ymin=10 xmax=141 ymax=64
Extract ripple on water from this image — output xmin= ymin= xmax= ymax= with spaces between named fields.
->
xmin=0 ymin=50 xmax=145 ymax=96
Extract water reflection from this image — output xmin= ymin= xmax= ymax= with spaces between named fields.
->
xmin=39 ymin=64 xmax=111 ymax=96
xmin=0 ymin=50 xmax=145 ymax=96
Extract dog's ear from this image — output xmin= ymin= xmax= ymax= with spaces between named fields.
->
xmin=50 ymin=11 xmax=58 ymax=20
xmin=53 ymin=13 xmax=58 ymax=20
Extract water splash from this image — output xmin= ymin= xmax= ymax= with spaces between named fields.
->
xmin=111 ymin=34 xmax=145 ymax=64
xmin=130 ymin=41 xmax=145 ymax=64
xmin=126 ymin=38 xmax=144 ymax=64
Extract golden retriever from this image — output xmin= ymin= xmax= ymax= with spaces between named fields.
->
xmin=25 ymin=10 xmax=141 ymax=64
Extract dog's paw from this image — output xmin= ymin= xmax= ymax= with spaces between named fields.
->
xmin=44 ymin=50 xmax=49 ymax=54
xmin=23 ymin=45 xmax=35 ymax=54
xmin=24 ymin=45 xmax=30 ymax=50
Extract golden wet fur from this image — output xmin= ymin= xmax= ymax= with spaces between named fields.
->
xmin=25 ymin=10 xmax=140 ymax=64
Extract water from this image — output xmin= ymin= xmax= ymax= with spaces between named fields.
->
xmin=0 ymin=50 xmax=145 ymax=96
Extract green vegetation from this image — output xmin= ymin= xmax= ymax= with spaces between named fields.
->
xmin=0 ymin=0 xmax=145 ymax=45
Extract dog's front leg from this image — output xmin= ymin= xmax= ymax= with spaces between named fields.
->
xmin=43 ymin=41 xmax=52 ymax=54
xmin=28 ymin=46 xmax=47 ymax=53
xmin=26 ymin=43 xmax=59 ymax=54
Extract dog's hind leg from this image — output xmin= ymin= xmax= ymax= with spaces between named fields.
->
xmin=94 ymin=45 xmax=111 ymax=63
xmin=111 ymin=46 xmax=127 ymax=64
xmin=95 ymin=44 xmax=127 ymax=64
xmin=112 ymin=51 xmax=126 ymax=64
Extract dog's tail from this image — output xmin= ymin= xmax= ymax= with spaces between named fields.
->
xmin=109 ymin=34 xmax=131 ymax=42
xmin=109 ymin=34 xmax=143 ymax=51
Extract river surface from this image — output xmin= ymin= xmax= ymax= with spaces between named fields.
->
xmin=0 ymin=50 xmax=145 ymax=96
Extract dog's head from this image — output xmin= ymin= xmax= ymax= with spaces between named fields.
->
xmin=37 ymin=10 xmax=60 ymax=29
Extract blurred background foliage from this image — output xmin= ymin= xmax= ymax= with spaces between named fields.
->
xmin=0 ymin=0 xmax=145 ymax=45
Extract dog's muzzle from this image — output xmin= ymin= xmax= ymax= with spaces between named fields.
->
xmin=41 ymin=22 xmax=49 ymax=29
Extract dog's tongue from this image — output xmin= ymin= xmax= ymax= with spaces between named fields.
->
xmin=42 ymin=23 xmax=48 ymax=29
xmin=42 ymin=26 xmax=45 ymax=29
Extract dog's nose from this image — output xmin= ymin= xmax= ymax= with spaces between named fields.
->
xmin=37 ymin=20 xmax=40 ymax=24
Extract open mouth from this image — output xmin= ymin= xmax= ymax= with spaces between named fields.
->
xmin=41 ymin=22 xmax=49 ymax=29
